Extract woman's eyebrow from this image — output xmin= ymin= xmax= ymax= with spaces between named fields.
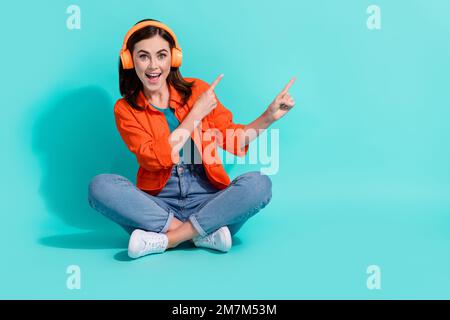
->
xmin=137 ymin=49 xmax=169 ymax=54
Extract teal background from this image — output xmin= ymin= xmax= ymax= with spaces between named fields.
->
xmin=1 ymin=0 xmax=450 ymax=299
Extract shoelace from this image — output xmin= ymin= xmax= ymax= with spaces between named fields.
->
xmin=199 ymin=233 xmax=216 ymax=246
xmin=142 ymin=238 xmax=165 ymax=251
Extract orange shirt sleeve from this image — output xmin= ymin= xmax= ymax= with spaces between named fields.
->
xmin=194 ymin=79 xmax=250 ymax=157
xmin=211 ymin=101 xmax=249 ymax=157
xmin=114 ymin=100 xmax=180 ymax=170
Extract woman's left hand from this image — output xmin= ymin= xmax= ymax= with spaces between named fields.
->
xmin=264 ymin=77 xmax=296 ymax=122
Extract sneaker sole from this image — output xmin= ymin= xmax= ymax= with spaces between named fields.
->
xmin=128 ymin=229 xmax=146 ymax=258
xmin=218 ymin=226 xmax=232 ymax=252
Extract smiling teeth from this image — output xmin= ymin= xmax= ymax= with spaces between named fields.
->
xmin=147 ymin=73 xmax=160 ymax=76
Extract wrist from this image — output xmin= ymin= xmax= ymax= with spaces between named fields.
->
xmin=190 ymin=105 xmax=205 ymax=120
xmin=263 ymin=110 xmax=275 ymax=124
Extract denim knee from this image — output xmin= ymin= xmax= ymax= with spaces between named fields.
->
xmin=88 ymin=174 xmax=130 ymax=206
xmin=236 ymin=171 xmax=272 ymax=204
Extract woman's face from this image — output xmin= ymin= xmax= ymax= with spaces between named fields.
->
xmin=133 ymin=35 xmax=172 ymax=94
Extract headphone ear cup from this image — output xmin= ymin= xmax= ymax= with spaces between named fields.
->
xmin=120 ymin=49 xmax=134 ymax=69
xmin=171 ymin=47 xmax=182 ymax=68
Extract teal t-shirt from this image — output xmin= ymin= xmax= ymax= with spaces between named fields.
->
xmin=151 ymin=104 xmax=198 ymax=164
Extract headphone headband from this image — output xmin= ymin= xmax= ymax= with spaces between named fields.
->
xmin=120 ymin=20 xmax=180 ymax=52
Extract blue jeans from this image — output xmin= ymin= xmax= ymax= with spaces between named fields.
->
xmin=87 ymin=163 xmax=272 ymax=237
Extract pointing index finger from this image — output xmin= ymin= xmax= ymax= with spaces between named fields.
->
xmin=209 ymin=74 xmax=224 ymax=92
xmin=279 ymin=77 xmax=296 ymax=96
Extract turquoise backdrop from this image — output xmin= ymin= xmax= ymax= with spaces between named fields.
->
xmin=1 ymin=0 xmax=450 ymax=299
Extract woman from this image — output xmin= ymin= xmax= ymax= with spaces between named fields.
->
xmin=88 ymin=19 xmax=296 ymax=259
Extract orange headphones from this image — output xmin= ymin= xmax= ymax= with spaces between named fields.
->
xmin=120 ymin=20 xmax=183 ymax=69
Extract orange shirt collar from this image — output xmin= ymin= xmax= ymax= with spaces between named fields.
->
xmin=137 ymin=83 xmax=183 ymax=111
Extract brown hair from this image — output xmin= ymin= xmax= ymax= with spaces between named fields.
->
xmin=119 ymin=19 xmax=193 ymax=110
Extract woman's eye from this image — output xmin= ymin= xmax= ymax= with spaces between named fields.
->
xmin=158 ymin=54 xmax=166 ymax=59
xmin=139 ymin=55 xmax=148 ymax=60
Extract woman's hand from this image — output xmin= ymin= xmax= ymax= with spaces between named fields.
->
xmin=192 ymin=74 xmax=224 ymax=119
xmin=264 ymin=77 xmax=296 ymax=123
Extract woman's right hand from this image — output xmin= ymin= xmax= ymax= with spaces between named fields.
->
xmin=191 ymin=74 xmax=224 ymax=119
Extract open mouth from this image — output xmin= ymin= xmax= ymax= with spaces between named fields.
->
xmin=145 ymin=72 xmax=162 ymax=82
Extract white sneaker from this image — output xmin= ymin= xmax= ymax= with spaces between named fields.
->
xmin=193 ymin=226 xmax=232 ymax=252
xmin=128 ymin=229 xmax=169 ymax=259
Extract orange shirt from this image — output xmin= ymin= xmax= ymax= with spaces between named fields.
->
xmin=114 ymin=78 xmax=249 ymax=195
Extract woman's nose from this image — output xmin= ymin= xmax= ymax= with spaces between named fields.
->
xmin=148 ymin=57 xmax=158 ymax=69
